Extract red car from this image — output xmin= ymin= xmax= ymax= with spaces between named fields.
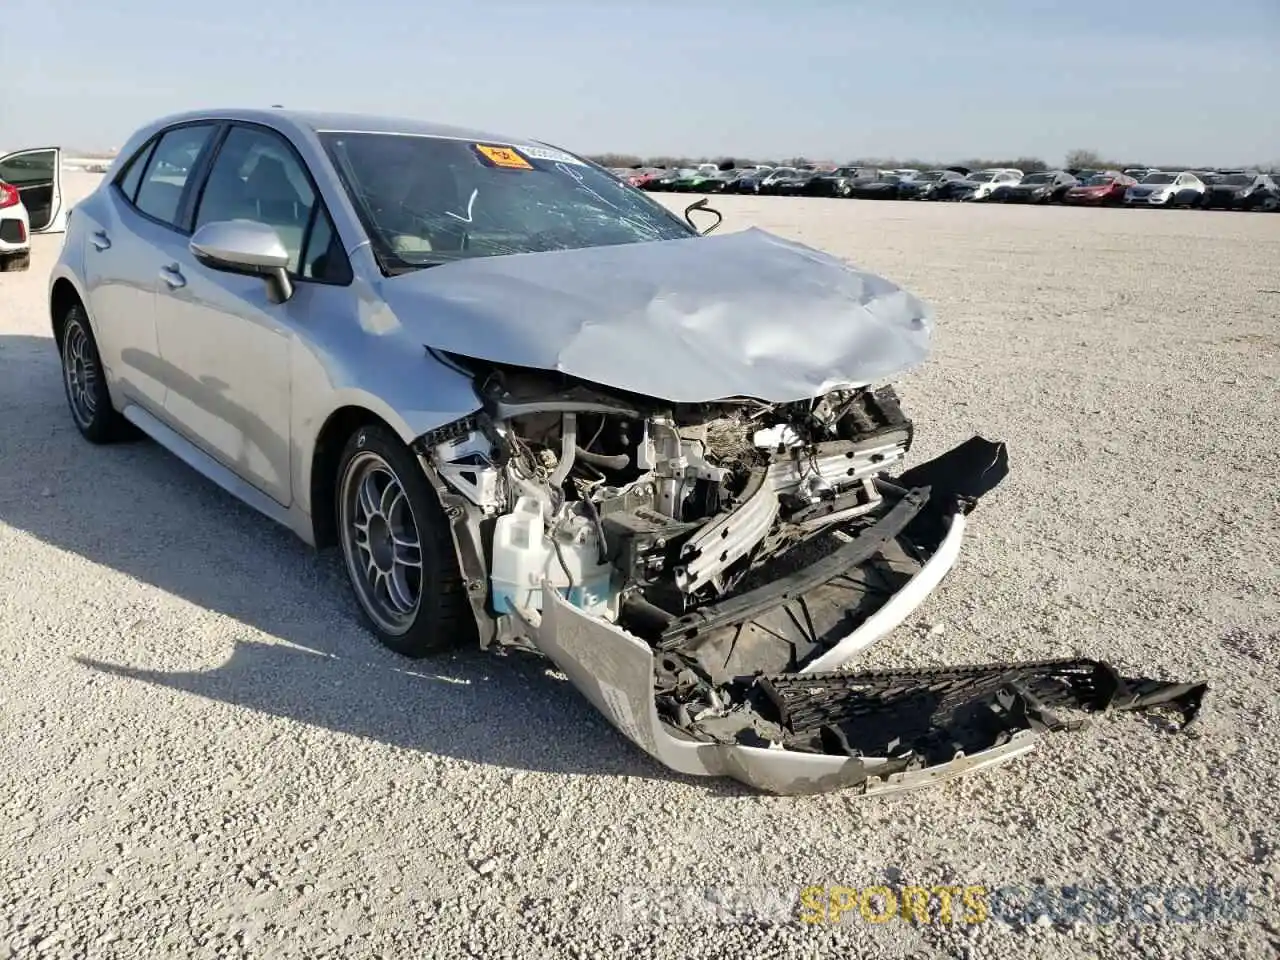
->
xmin=623 ymin=168 xmax=662 ymax=189
xmin=1062 ymin=170 xmax=1136 ymax=206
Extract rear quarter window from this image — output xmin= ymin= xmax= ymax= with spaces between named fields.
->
xmin=115 ymin=141 xmax=156 ymax=203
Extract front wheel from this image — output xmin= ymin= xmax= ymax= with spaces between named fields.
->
xmin=335 ymin=423 xmax=474 ymax=657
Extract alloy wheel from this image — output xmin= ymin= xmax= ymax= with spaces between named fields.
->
xmin=339 ymin=451 xmax=424 ymax=635
xmin=61 ymin=320 xmax=99 ymax=430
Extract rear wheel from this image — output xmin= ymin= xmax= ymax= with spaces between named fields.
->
xmin=335 ymin=423 xmax=474 ymax=657
xmin=0 ymin=251 xmax=30 ymax=272
xmin=59 ymin=304 xmax=132 ymax=443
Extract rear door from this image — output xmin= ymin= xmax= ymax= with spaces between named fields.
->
xmin=0 ymin=147 xmax=63 ymax=232
xmin=83 ymin=123 xmax=221 ymax=415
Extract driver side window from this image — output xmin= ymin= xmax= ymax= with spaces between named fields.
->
xmin=194 ymin=126 xmax=317 ymax=274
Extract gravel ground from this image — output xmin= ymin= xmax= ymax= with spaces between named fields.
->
xmin=1 ymin=174 xmax=1278 ymax=959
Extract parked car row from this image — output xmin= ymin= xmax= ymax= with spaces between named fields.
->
xmin=1 ymin=144 xmax=1274 ymax=277
xmin=612 ymin=163 xmax=1280 ymax=212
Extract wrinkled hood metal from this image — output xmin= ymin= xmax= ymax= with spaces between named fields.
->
xmin=376 ymin=227 xmax=933 ymax=404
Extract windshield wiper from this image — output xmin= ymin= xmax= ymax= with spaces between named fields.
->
xmin=383 ymin=259 xmax=450 ymax=275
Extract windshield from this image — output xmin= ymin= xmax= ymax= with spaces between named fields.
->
xmin=970 ymin=172 xmax=997 ymax=182
xmin=320 ymin=132 xmax=695 ymax=270
xmin=1141 ymin=173 xmax=1176 ymax=184
xmin=1020 ymin=173 xmax=1052 ymax=184
xmin=918 ymin=171 xmax=945 ymax=181
xmin=1084 ymin=175 xmax=1115 ymax=186
xmin=1220 ymin=174 xmax=1252 ymax=185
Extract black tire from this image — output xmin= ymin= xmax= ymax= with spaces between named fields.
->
xmin=0 ymin=251 xmax=30 ymax=272
xmin=58 ymin=304 xmax=132 ymax=443
xmin=334 ymin=422 xmax=474 ymax=657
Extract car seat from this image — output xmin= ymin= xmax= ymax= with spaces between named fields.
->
xmin=241 ymin=155 xmax=308 ymax=258
xmin=389 ymin=161 xmax=469 ymax=256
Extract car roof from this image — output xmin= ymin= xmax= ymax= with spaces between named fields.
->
xmin=137 ymin=107 xmax=542 ymax=150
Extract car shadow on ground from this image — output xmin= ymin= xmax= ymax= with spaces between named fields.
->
xmin=0 ymin=333 xmax=750 ymax=795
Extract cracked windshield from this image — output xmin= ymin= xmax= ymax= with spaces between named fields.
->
xmin=320 ymin=131 xmax=693 ymax=270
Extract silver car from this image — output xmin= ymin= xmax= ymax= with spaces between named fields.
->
xmin=49 ymin=109 xmax=1203 ymax=796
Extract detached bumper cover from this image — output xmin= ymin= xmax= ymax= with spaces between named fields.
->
xmin=537 ymin=587 xmax=1206 ymax=796
xmin=529 ymin=435 xmax=1209 ymax=796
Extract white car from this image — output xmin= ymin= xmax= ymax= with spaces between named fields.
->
xmin=0 ymin=146 xmax=65 ymax=271
xmin=1124 ymin=171 xmax=1205 ymax=207
xmin=964 ymin=168 xmax=1023 ymax=200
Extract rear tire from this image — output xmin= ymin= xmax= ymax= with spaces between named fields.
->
xmin=0 ymin=251 xmax=30 ymax=272
xmin=58 ymin=304 xmax=132 ymax=444
xmin=335 ymin=422 xmax=475 ymax=657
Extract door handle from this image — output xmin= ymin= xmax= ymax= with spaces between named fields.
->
xmin=159 ymin=263 xmax=186 ymax=289
xmin=91 ymin=230 xmax=111 ymax=251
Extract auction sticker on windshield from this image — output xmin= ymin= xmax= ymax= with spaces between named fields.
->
xmin=473 ymin=144 xmax=534 ymax=170
xmin=518 ymin=145 xmax=587 ymax=166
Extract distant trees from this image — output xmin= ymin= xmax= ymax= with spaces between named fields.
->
xmin=1063 ymin=148 xmax=1127 ymax=171
xmin=1010 ymin=156 xmax=1048 ymax=173
xmin=586 ymin=153 xmax=645 ymax=168
xmin=954 ymin=156 xmax=1048 ymax=172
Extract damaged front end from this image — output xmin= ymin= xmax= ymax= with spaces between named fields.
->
xmin=410 ymin=361 xmax=1206 ymax=796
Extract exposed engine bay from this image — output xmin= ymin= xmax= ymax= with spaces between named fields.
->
xmin=411 ymin=355 xmax=1207 ymax=796
xmin=420 ymin=358 xmax=915 ymax=632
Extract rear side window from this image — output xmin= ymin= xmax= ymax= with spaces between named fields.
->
xmin=133 ymin=124 xmax=217 ymax=227
xmin=115 ymin=140 xmax=155 ymax=203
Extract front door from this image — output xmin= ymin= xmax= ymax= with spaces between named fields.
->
xmin=152 ymin=123 xmax=326 ymax=507
xmin=0 ymin=147 xmax=63 ymax=232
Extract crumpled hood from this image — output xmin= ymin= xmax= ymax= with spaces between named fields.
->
xmin=374 ymin=227 xmax=933 ymax=404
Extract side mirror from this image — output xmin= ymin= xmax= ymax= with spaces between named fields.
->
xmin=189 ymin=220 xmax=294 ymax=304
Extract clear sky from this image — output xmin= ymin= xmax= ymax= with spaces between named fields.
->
xmin=3 ymin=0 xmax=1277 ymax=167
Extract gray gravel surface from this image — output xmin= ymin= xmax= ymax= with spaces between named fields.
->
xmin=1 ymin=177 xmax=1278 ymax=958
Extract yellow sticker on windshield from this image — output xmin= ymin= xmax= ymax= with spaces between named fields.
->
xmin=475 ymin=144 xmax=534 ymax=170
